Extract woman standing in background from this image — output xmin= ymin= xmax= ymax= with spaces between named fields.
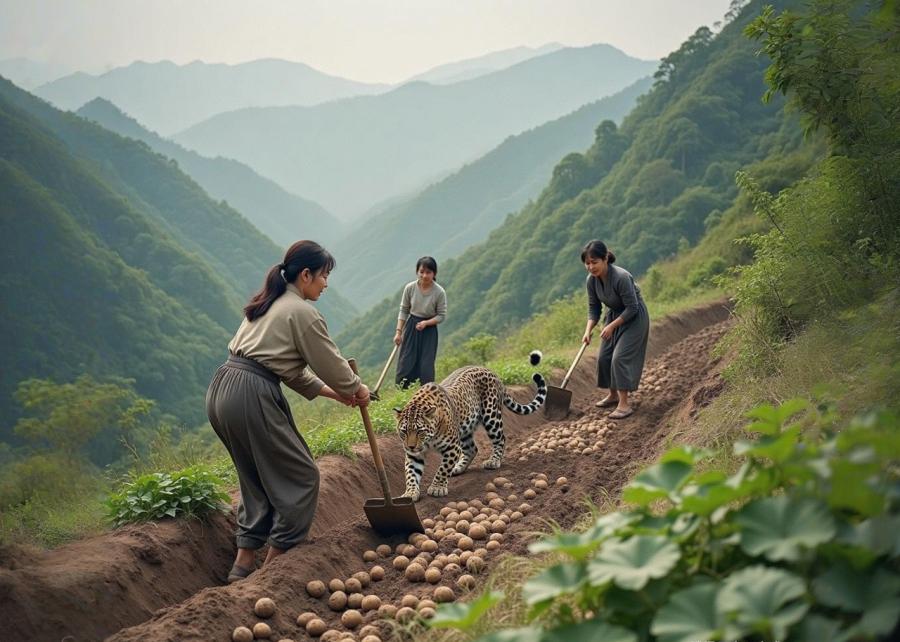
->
xmin=394 ymin=256 xmax=448 ymax=387
xmin=581 ymin=240 xmax=649 ymax=419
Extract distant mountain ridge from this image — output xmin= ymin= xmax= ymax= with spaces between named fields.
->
xmin=174 ymin=44 xmax=658 ymax=218
xmin=404 ymin=43 xmax=564 ymax=84
xmin=330 ymin=77 xmax=653 ymax=309
xmin=35 ymin=58 xmax=390 ymax=135
xmin=76 ymin=97 xmax=344 ymax=247
xmin=0 ymin=57 xmax=72 ymax=89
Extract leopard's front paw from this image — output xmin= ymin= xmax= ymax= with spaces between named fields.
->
xmin=482 ymin=458 xmax=502 ymax=470
xmin=427 ymin=484 xmax=449 ymax=497
xmin=451 ymin=461 xmax=469 ymax=476
xmin=403 ymin=489 xmax=421 ymax=502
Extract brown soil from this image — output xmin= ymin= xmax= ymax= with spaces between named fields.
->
xmin=0 ymin=300 xmax=732 ymax=642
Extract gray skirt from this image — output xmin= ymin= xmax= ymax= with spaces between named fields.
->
xmin=597 ymin=304 xmax=650 ymax=391
xmin=206 ymin=355 xmax=319 ymax=550
xmin=395 ymin=314 xmax=438 ymax=387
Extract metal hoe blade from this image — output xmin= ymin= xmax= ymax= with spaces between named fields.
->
xmin=543 ymin=342 xmax=589 ymax=420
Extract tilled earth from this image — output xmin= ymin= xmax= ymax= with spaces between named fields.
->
xmin=0 ymin=302 xmax=732 ymax=642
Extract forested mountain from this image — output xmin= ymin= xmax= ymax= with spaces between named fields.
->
xmin=331 ymin=77 xmax=652 ymax=309
xmin=0 ymin=78 xmax=356 ymax=432
xmin=35 ymin=58 xmax=389 ymax=135
xmin=337 ymin=0 xmax=805 ymax=368
xmin=174 ymin=45 xmax=657 ymax=218
xmin=404 ymin=43 xmax=563 ymax=85
xmin=76 ymin=98 xmax=343 ymax=247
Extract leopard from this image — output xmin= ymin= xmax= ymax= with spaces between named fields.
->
xmin=394 ymin=351 xmax=547 ymax=501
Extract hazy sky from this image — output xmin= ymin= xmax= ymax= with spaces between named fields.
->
xmin=2 ymin=0 xmax=733 ymax=83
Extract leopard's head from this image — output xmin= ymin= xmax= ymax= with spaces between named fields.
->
xmin=394 ymin=386 xmax=441 ymax=454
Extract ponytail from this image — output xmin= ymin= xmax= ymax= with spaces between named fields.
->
xmin=244 ymin=240 xmax=335 ymax=321
xmin=580 ymin=239 xmax=615 ymax=264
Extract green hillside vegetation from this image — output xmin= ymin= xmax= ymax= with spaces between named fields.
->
xmin=332 ymin=78 xmax=652 ymax=308
xmin=76 ymin=98 xmax=343 ymax=247
xmin=174 ymin=45 xmax=657 ymax=217
xmin=35 ymin=58 xmax=389 ymax=135
xmin=338 ymin=0 xmax=805 ymax=369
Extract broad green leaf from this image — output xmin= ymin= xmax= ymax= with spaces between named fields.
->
xmin=813 ymin=562 xmax=900 ymax=615
xmin=652 ymin=581 xmax=723 ymax=642
xmin=733 ymin=425 xmax=801 ymax=463
xmin=660 ymin=445 xmax=712 ymax=465
xmin=734 ymin=496 xmax=835 ymax=561
xmin=475 ymin=626 xmax=543 ymax=642
xmin=542 ymin=619 xmax=637 ymax=642
xmin=605 ymin=578 xmax=671 ymax=615
xmin=623 ymin=461 xmax=693 ymax=506
xmin=528 ymin=531 xmax=601 ymax=561
xmin=428 ymin=591 xmax=504 ymax=629
xmin=716 ymin=566 xmax=808 ymax=640
xmin=790 ymin=614 xmax=845 ymax=642
xmin=680 ymin=482 xmax=740 ymax=517
xmin=587 ymin=536 xmax=681 ymax=591
xmin=522 ymin=562 xmax=587 ymax=606
xmin=836 ymin=515 xmax=900 ymax=559
xmin=828 ymin=459 xmax=885 ymax=516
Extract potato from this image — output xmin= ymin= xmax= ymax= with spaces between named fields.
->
xmin=456 ymin=519 xmax=470 ymax=532
xmin=418 ymin=599 xmax=437 ymax=610
xmin=419 ymin=607 xmax=436 ymax=619
xmin=297 ymin=612 xmax=317 ymax=627
xmin=328 ymin=590 xmax=348 ymax=610
xmin=433 ymin=586 xmax=456 ymax=603
xmin=329 ymin=578 xmax=346 ymax=593
xmin=376 ymin=544 xmax=392 ymax=557
xmin=424 ymin=567 xmax=442 ymax=584
xmin=361 ymin=594 xmax=382 ymax=611
xmin=361 ymin=637 xmax=382 ymax=642
xmin=420 ymin=539 xmax=439 ymax=553
xmin=484 ymin=482 xmax=496 ymax=492
xmin=457 ymin=574 xmax=476 ymax=590
xmin=489 ymin=498 xmax=505 ymax=510
xmin=306 ymin=619 xmax=328 ymax=638
xmin=363 ymin=550 xmax=378 ymax=562
xmin=507 ymin=494 xmax=518 ymax=502
xmin=466 ymin=555 xmax=485 ymax=573
xmin=370 ymin=565 xmax=385 ymax=581
xmin=486 ymin=540 xmax=501 ymax=552
xmin=306 ymin=580 xmax=327 ymax=598
xmin=319 ymin=631 xmax=341 ymax=642
xmin=458 ymin=536 xmax=474 ymax=550
xmin=232 ymin=627 xmax=254 ymax=642
xmin=534 ymin=479 xmax=549 ymax=490
xmin=347 ymin=592 xmax=364 ymax=609
xmin=468 ymin=523 xmax=487 ymax=540
xmin=252 ymin=622 xmax=272 ymax=639
xmin=396 ymin=606 xmax=418 ymax=623
xmin=555 ymin=476 xmax=569 ymax=486
xmin=523 ymin=489 xmax=537 ymax=499
xmin=394 ymin=543 xmax=406 ymax=554
xmin=359 ymin=625 xmax=380 ymax=638
xmin=444 ymin=562 xmax=462 ymax=575
xmin=489 ymin=533 xmax=504 ymax=543
xmin=345 ymin=577 xmax=363 ymax=593
xmin=439 ymin=506 xmax=453 ymax=517
xmin=410 ymin=531 xmax=428 ymax=544
xmin=404 ymin=562 xmax=425 ymax=582
xmin=510 ymin=511 xmax=524 ymax=521
xmin=518 ymin=503 xmax=532 ymax=514
xmin=254 ymin=597 xmax=276 ymax=618
xmin=276 ymin=639 xmax=295 ymax=642
xmin=459 ymin=550 xmax=473 ymax=565
xmin=491 ymin=520 xmax=506 ymax=534
xmin=341 ymin=609 xmax=364 ymax=629
xmin=401 ymin=544 xmax=417 ymax=557
xmin=400 ymin=594 xmax=420 ymax=608
xmin=378 ymin=604 xmax=398 ymax=618
xmin=392 ymin=555 xmax=410 ymax=570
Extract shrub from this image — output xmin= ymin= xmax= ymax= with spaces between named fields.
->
xmin=106 ymin=465 xmax=230 ymax=527
xmin=431 ymin=401 xmax=900 ymax=641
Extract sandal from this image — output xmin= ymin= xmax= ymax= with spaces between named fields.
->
xmin=595 ymin=396 xmax=618 ymax=408
xmin=227 ymin=563 xmax=254 ymax=584
xmin=608 ymin=407 xmax=634 ymax=419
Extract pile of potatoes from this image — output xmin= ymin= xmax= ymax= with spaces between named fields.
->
xmin=516 ymin=417 xmax=611 ymax=459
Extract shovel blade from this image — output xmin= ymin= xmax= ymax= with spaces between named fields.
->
xmin=363 ymin=496 xmax=424 ymax=535
xmin=543 ymin=385 xmax=573 ymax=421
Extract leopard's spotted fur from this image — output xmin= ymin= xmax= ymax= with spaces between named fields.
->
xmin=393 ymin=353 xmax=546 ymax=501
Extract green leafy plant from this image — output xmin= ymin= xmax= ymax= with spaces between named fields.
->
xmin=106 ymin=465 xmax=230 ymax=527
xmin=432 ymin=400 xmax=900 ymax=641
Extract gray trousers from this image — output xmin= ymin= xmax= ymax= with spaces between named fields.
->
xmin=598 ymin=305 xmax=650 ymax=391
xmin=206 ymin=356 xmax=319 ymax=550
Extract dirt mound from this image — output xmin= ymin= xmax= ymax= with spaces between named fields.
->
xmin=0 ymin=300 xmax=732 ymax=641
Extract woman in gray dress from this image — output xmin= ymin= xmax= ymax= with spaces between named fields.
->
xmin=394 ymin=256 xmax=448 ymax=387
xmin=206 ymin=240 xmax=370 ymax=583
xmin=580 ymin=240 xmax=650 ymax=419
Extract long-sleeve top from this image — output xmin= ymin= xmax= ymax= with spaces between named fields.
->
xmin=228 ymin=283 xmax=361 ymax=400
xmin=398 ymin=281 xmax=448 ymax=324
xmin=586 ymin=264 xmax=646 ymax=325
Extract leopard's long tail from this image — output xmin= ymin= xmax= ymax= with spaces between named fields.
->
xmin=503 ymin=350 xmax=547 ymax=414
